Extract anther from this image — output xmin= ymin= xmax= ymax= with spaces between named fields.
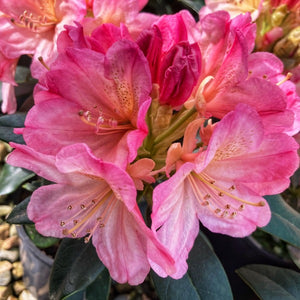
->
xmin=204 ymin=194 xmax=211 ymax=200
xmin=263 ymin=74 xmax=268 ymax=79
xmin=67 ymin=205 xmax=72 ymax=210
xmin=91 ymin=200 xmax=96 ymax=205
xmin=80 ymin=204 xmax=85 ymax=209
xmin=239 ymin=204 xmax=245 ymax=211
xmin=38 ymin=56 xmax=50 ymax=70
xmin=221 ymin=211 xmax=229 ymax=218
xmin=225 ymin=204 xmax=231 ymax=209
xmin=229 ymin=185 xmax=235 ymax=191
xmin=78 ymin=110 xmax=84 ymax=116
xmin=71 ymin=232 xmax=77 ymax=238
xmin=60 ymin=221 xmax=65 ymax=227
xmin=230 ymin=212 xmax=237 ymax=218
xmin=62 ymin=229 xmax=68 ymax=235
xmin=84 ymin=237 xmax=90 ymax=243
xmin=73 ymin=220 xmax=78 ymax=225
xmin=99 ymin=223 xmax=105 ymax=228
xmin=218 ymin=192 xmax=224 ymax=197
xmin=215 ymin=208 xmax=221 ymax=214
xmin=202 ymin=201 xmax=209 ymax=206
xmin=277 ymin=72 xmax=293 ymax=85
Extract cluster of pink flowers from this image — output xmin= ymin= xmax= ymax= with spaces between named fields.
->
xmin=1 ymin=0 xmax=299 ymax=284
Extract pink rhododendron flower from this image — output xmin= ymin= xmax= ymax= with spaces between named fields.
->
xmin=0 ymin=0 xmax=87 ymax=113
xmin=188 ymin=11 xmax=298 ymax=135
xmin=200 ymin=0 xmax=263 ymax=20
xmin=82 ymin=0 xmax=156 ymax=38
xmin=17 ymin=39 xmax=152 ymax=168
xmin=151 ymin=104 xmax=299 ymax=278
xmin=7 ymin=142 xmax=175 ymax=285
xmin=0 ymin=51 xmax=17 ymax=113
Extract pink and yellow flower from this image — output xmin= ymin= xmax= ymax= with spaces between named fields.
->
xmin=0 ymin=0 xmax=87 ymax=113
xmin=151 ymin=104 xmax=299 ymax=278
xmin=17 ymin=39 xmax=152 ymax=168
xmin=7 ymin=142 xmax=175 ymax=284
xmin=189 ymin=11 xmax=298 ymax=135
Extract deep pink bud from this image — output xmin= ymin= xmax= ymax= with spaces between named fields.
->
xmin=137 ymin=26 xmax=163 ymax=83
xmin=158 ymin=41 xmax=201 ymax=108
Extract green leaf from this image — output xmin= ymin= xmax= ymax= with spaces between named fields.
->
xmin=151 ymin=232 xmax=233 ymax=300
xmin=50 ymin=238 xmax=105 ymax=300
xmin=0 ymin=113 xmax=26 ymax=144
xmin=236 ymin=264 xmax=300 ymax=300
xmin=85 ymin=268 xmax=111 ymax=300
xmin=24 ymin=224 xmax=59 ymax=248
xmin=0 ymin=163 xmax=34 ymax=196
xmin=262 ymin=195 xmax=300 ymax=247
xmin=15 ymin=66 xmax=32 ymax=83
xmin=178 ymin=0 xmax=205 ymax=12
xmin=6 ymin=196 xmax=33 ymax=224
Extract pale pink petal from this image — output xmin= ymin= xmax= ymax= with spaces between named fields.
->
xmin=247 ymin=52 xmax=284 ymax=79
xmin=93 ymin=203 xmax=175 ymax=284
xmin=0 ymin=52 xmax=17 ymax=84
xmin=127 ymin=158 xmax=155 ymax=190
xmin=7 ymin=143 xmax=69 ymax=184
xmin=194 ymin=179 xmax=271 ymax=237
xmin=1 ymin=82 xmax=16 ymax=114
xmin=152 ymin=163 xmax=199 ymax=279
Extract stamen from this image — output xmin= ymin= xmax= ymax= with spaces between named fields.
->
xmin=277 ymin=72 xmax=293 ymax=85
xmin=230 ymin=212 xmax=237 ymax=218
xmin=38 ymin=56 xmax=50 ymax=70
xmin=63 ymin=190 xmax=112 ymax=237
xmin=195 ymin=173 xmax=265 ymax=207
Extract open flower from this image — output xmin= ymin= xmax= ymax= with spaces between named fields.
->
xmin=17 ymin=39 xmax=152 ymax=168
xmin=7 ymin=142 xmax=175 ymax=285
xmin=0 ymin=0 xmax=87 ymax=113
xmin=189 ymin=11 xmax=298 ymax=135
xmin=151 ymin=104 xmax=299 ymax=278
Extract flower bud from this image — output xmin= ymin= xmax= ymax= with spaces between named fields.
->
xmin=158 ymin=41 xmax=201 ymax=108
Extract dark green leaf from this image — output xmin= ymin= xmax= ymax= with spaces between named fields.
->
xmin=24 ymin=224 xmax=59 ymax=248
xmin=262 ymin=195 xmax=300 ymax=247
xmin=0 ymin=113 xmax=26 ymax=127
xmin=85 ymin=268 xmax=111 ymax=300
xmin=0 ymin=113 xmax=26 ymax=144
xmin=236 ymin=264 xmax=300 ymax=300
xmin=15 ymin=66 xmax=31 ymax=83
xmin=6 ymin=196 xmax=33 ymax=224
xmin=50 ymin=238 xmax=105 ymax=300
xmin=178 ymin=0 xmax=205 ymax=12
xmin=0 ymin=164 xmax=34 ymax=195
xmin=64 ymin=290 xmax=85 ymax=300
xmin=151 ymin=232 xmax=233 ymax=300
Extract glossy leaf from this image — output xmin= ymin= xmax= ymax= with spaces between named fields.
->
xmin=151 ymin=232 xmax=233 ymax=300
xmin=287 ymin=245 xmax=300 ymax=269
xmin=0 ymin=113 xmax=26 ymax=144
xmin=6 ymin=196 xmax=33 ymax=224
xmin=0 ymin=163 xmax=34 ymax=196
xmin=24 ymin=224 xmax=59 ymax=249
xmin=236 ymin=264 xmax=300 ymax=300
xmin=50 ymin=238 xmax=104 ymax=300
xmin=85 ymin=268 xmax=111 ymax=300
xmin=262 ymin=195 xmax=300 ymax=248
xmin=179 ymin=0 xmax=205 ymax=12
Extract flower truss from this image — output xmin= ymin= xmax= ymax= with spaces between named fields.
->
xmin=1 ymin=0 xmax=300 ymax=293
